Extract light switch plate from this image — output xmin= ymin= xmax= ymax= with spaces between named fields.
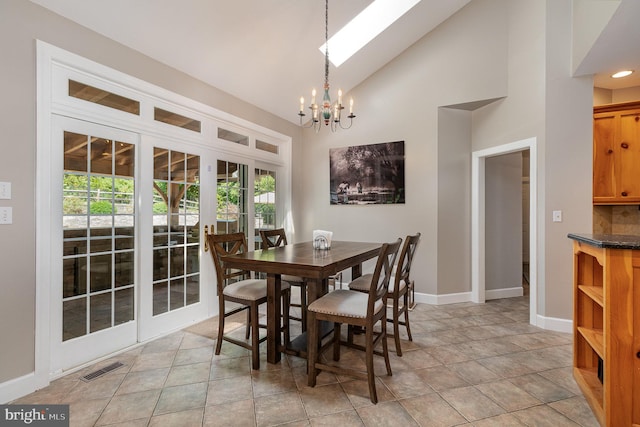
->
xmin=0 ymin=207 xmax=12 ymax=224
xmin=552 ymin=210 xmax=562 ymax=222
xmin=0 ymin=182 xmax=10 ymax=200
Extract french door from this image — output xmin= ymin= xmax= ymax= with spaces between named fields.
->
xmin=138 ymin=136 xmax=213 ymax=340
xmin=52 ymin=116 xmax=139 ymax=372
xmin=51 ymin=118 xmax=216 ymax=372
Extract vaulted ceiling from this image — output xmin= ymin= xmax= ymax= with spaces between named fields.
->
xmin=30 ymin=0 xmax=640 ymax=124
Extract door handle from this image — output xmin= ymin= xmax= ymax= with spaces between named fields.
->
xmin=204 ymin=224 xmax=209 ymax=252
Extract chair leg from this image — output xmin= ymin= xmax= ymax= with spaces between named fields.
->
xmin=282 ymin=288 xmax=291 ymax=347
xmin=403 ymin=292 xmax=413 ymax=342
xmin=215 ymin=300 xmax=225 ymax=355
xmin=300 ymin=284 xmax=307 ymax=332
xmin=393 ymin=300 xmax=403 ymax=357
xmin=333 ymin=322 xmax=341 ymax=361
xmin=364 ymin=324 xmax=378 ymax=404
xmin=307 ymin=311 xmax=318 ymax=386
xmin=245 ymin=307 xmax=251 ymax=340
xmin=381 ymin=318 xmax=392 ymax=377
xmin=250 ymin=304 xmax=260 ymax=370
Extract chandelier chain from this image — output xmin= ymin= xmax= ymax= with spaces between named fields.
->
xmin=324 ymin=0 xmax=329 ymax=87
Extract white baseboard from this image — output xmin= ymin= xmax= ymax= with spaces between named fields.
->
xmin=414 ymin=291 xmax=471 ymax=305
xmin=536 ymin=314 xmax=572 ymax=333
xmin=486 ymin=287 xmax=523 ymax=300
xmin=0 ymin=372 xmax=41 ymax=404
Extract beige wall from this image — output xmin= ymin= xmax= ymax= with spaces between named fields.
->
xmin=437 ymin=108 xmax=472 ymax=295
xmin=0 ymin=0 xmax=299 ymax=387
xmin=543 ymin=0 xmax=593 ymax=319
xmin=485 ymin=153 xmax=523 ymax=292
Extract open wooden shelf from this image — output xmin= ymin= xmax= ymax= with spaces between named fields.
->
xmin=578 ymin=285 xmax=604 ymax=307
xmin=577 ymin=327 xmax=604 ymax=359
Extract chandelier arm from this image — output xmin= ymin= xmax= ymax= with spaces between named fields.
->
xmin=338 ymin=116 xmax=355 ymax=130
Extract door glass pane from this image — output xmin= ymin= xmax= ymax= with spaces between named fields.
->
xmin=217 ymin=160 xmax=248 ymax=235
xmin=254 ymin=168 xmax=276 ymax=249
xmin=115 ymin=287 xmax=134 ymax=325
xmin=62 ymin=131 xmax=135 ymax=341
xmin=152 ymin=148 xmax=200 ymax=315
xmin=90 ymin=292 xmax=112 ymax=333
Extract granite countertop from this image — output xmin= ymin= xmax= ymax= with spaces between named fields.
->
xmin=567 ymin=233 xmax=640 ymax=249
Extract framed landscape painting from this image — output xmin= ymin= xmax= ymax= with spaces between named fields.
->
xmin=329 ymin=140 xmax=405 ymax=205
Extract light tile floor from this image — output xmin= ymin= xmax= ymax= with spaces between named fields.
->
xmin=13 ymin=296 xmax=599 ymax=426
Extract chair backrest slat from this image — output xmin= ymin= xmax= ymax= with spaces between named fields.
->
xmin=392 ymin=233 xmax=421 ymax=297
xmin=367 ymin=238 xmax=402 ymax=316
xmin=260 ymin=228 xmax=288 ymax=248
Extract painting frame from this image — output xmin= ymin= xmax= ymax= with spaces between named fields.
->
xmin=329 ymin=140 xmax=405 ymax=205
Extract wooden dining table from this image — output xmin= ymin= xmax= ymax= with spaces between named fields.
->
xmin=220 ymin=240 xmax=382 ymax=364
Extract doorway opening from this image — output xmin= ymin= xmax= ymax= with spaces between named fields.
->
xmin=471 ymin=137 xmax=538 ymax=326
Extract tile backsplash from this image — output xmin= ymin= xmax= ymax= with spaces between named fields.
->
xmin=593 ymin=205 xmax=640 ymax=235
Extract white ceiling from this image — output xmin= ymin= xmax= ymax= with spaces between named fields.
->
xmin=30 ymin=0 xmax=640 ymax=124
xmin=578 ymin=0 xmax=640 ymax=91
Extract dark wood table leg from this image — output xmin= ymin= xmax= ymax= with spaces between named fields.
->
xmin=351 ymin=264 xmax=362 ymax=280
xmin=266 ymin=273 xmax=282 ymax=364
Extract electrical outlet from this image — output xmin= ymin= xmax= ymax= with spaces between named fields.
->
xmin=0 ymin=182 xmax=10 ymax=200
xmin=552 ymin=210 xmax=562 ymax=222
xmin=0 ymin=207 xmax=12 ymax=224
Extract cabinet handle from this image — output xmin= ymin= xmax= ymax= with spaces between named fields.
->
xmin=622 ymin=192 xmax=628 ymax=197
xmin=621 ymin=142 xmax=629 ymax=149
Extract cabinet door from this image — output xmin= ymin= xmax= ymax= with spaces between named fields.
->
xmin=593 ymin=114 xmax=617 ymax=201
xmin=619 ymin=110 xmax=640 ymax=201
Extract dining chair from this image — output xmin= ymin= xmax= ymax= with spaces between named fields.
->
xmin=306 ymin=238 xmax=401 ymax=404
xmin=207 ymin=231 xmax=291 ymax=370
xmin=348 ymin=233 xmax=420 ymax=356
xmin=259 ymin=228 xmax=309 ymax=331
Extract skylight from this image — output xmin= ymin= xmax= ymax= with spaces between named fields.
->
xmin=319 ymin=0 xmax=422 ymax=67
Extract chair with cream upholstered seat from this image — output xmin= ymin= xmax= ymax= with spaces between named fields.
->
xmin=348 ymin=233 xmax=420 ymax=356
xmin=207 ymin=231 xmax=290 ymax=370
xmin=306 ymin=238 xmax=401 ymax=404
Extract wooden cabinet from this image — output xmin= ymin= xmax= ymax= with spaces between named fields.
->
xmin=570 ymin=235 xmax=640 ymax=426
xmin=593 ymin=101 xmax=640 ymax=205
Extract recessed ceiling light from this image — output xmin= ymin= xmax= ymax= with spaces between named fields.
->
xmin=319 ymin=0 xmax=421 ymax=67
xmin=611 ymin=70 xmax=634 ymax=79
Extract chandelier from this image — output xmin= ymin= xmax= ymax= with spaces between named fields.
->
xmin=298 ymin=0 xmax=355 ymax=132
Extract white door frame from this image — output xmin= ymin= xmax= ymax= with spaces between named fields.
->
xmin=471 ymin=137 xmax=538 ymax=325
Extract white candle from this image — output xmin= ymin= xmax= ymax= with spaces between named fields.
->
xmin=349 ymin=98 xmax=354 ymax=114
xmin=311 ymin=89 xmax=317 ymax=105
xmin=299 ymin=97 xmax=304 ymax=113
xmin=338 ymin=89 xmax=343 ymax=106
